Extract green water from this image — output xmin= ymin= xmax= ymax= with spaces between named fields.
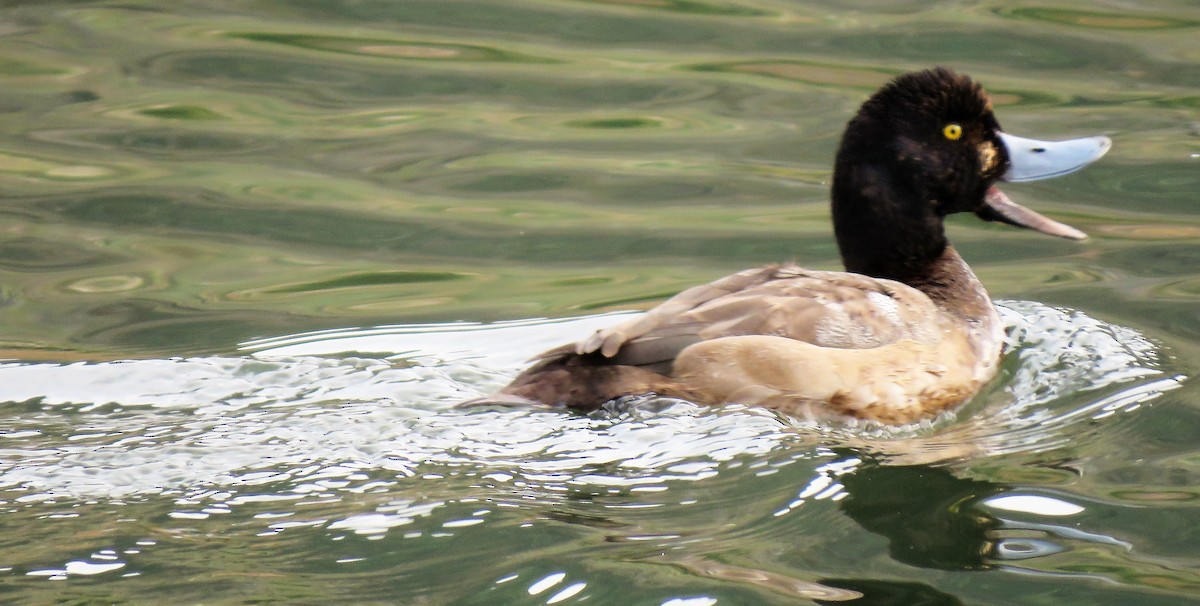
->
xmin=1 ymin=1 xmax=1199 ymax=604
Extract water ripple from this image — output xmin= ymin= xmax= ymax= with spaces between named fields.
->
xmin=0 ymin=301 xmax=1179 ymax=508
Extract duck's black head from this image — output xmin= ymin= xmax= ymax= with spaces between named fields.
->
xmin=830 ymin=68 xmax=1110 ymax=283
xmin=831 ymin=68 xmax=1008 ymax=281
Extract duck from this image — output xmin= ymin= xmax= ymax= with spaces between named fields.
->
xmin=480 ymin=67 xmax=1111 ymax=424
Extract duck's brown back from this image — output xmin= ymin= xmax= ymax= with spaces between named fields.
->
xmin=495 ymin=259 xmax=996 ymax=416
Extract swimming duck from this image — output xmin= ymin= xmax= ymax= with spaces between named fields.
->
xmin=486 ymin=68 xmax=1111 ymax=424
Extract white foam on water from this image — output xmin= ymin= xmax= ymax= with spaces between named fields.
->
xmin=0 ymin=303 xmax=1181 ymax=505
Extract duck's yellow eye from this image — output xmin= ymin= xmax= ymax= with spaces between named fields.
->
xmin=943 ymin=123 xmax=963 ymax=140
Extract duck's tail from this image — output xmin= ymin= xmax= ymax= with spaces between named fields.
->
xmin=466 ymin=351 xmax=696 ymax=411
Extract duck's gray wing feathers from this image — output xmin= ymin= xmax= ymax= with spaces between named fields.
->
xmin=575 ymin=265 xmax=788 ymax=357
xmin=559 ymin=264 xmax=943 ymax=368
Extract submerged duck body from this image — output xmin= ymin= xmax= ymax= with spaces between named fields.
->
xmin=489 ymin=68 xmax=1111 ymax=424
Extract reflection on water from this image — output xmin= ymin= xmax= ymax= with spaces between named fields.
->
xmin=0 ymin=301 xmax=1177 ymax=501
xmin=1 ymin=302 xmax=1191 ymax=601
xmin=1 ymin=0 xmax=1200 ymax=604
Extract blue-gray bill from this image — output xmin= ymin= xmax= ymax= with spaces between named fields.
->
xmin=998 ymin=132 xmax=1112 ymax=182
xmin=980 ymin=132 xmax=1111 ymax=240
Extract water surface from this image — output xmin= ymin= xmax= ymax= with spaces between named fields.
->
xmin=1 ymin=1 xmax=1199 ymax=604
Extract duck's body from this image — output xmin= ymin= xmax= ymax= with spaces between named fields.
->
xmin=488 ymin=68 xmax=1110 ymax=424
xmin=502 ymin=247 xmax=1002 ymax=424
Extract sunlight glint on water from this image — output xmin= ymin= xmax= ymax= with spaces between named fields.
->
xmin=1 ymin=0 xmax=1199 ymax=602
xmin=0 ymin=301 xmax=1175 ymax=506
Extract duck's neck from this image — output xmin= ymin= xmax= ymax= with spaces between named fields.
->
xmin=831 ymin=160 xmax=949 ymax=284
xmin=831 ymin=162 xmax=993 ymax=320
xmin=903 ymin=245 xmax=994 ymax=322
xmin=842 ymin=234 xmax=993 ymax=321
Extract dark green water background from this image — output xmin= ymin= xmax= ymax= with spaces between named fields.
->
xmin=1 ymin=1 xmax=1198 ymax=604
